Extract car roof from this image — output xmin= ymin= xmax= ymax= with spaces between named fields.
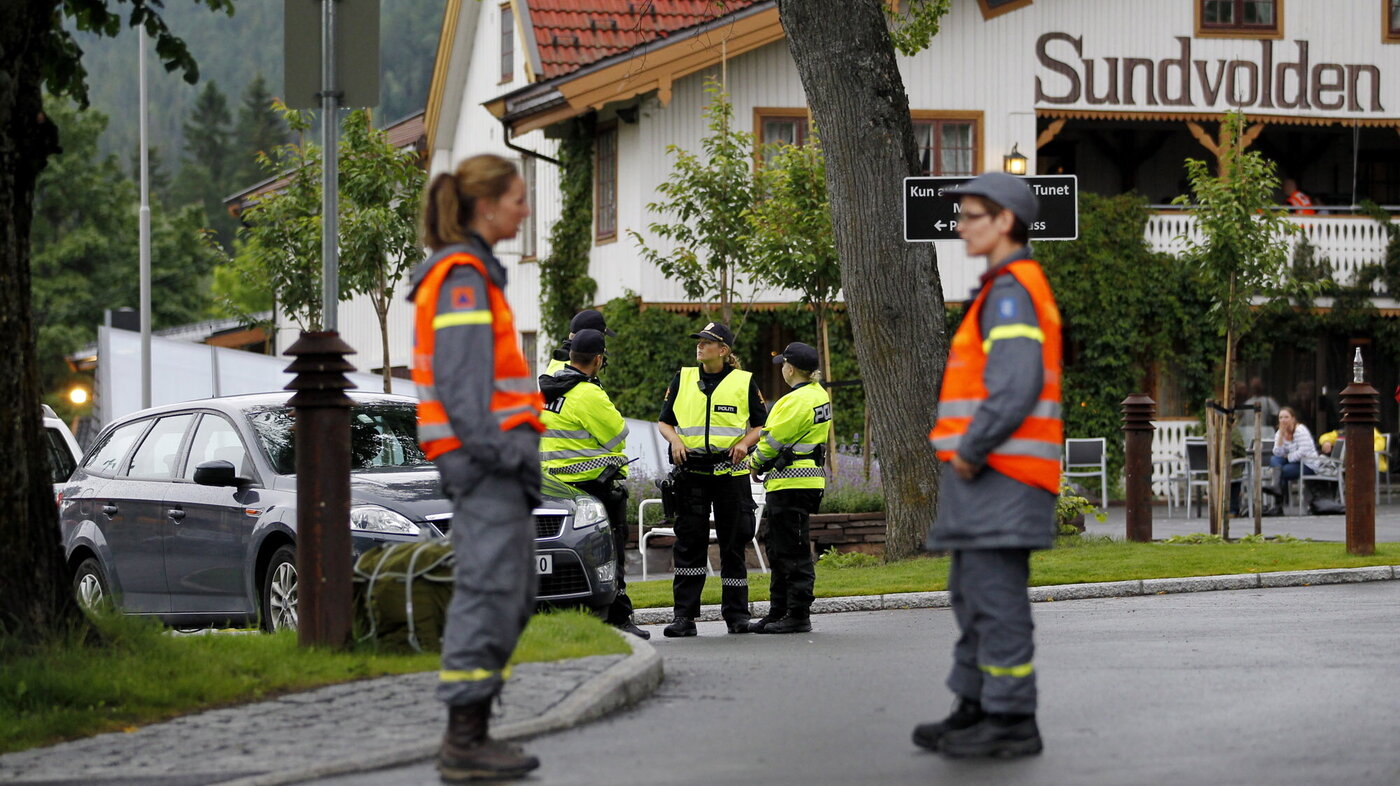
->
xmin=108 ymin=391 xmax=418 ymax=423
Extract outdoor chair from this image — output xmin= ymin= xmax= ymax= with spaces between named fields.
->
xmin=1181 ymin=438 xmax=1210 ymax=519
xmin=1063 ymin=437 xmax=1108 ymax=509
xmin=1297 ymin=439 xmax=1343 ymax=513
xmin=638 ymin=478 xmax=768 ymax=581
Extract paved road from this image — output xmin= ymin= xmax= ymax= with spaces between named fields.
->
xmin=313 ymin=582 xmax=1400 ymax=786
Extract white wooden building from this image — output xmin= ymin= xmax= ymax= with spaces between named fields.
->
xmin=295 ymin=0 xmax=1400 ymax=428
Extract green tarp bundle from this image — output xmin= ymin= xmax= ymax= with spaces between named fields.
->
xmin=353 ymin=539 xmax=455 ymax=653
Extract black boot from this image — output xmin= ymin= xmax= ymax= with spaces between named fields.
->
xmin=663 ymin=616 xmax=697 ymax=638
xmin=755 ymin=611 xmax=811 ymax=634
xmin=726 ymin=618 xmax=754 ymax=634
xmin=939 ymin=713 xmax=1043 ymax=758
xmin=912 ymin=697 xmax=985 ymax=752
xmin=747 ymin=613 xmax=782 ymax=633
xmin=438 ymin=701 xmax=540 ymax=782
xmin=613 ymin=617 xmax=651 ymax=640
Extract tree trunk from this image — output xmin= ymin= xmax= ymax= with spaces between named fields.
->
xmin=0 ymin=0 xmax=90 ymax=645
xmin=778 ymin=0 xmax=945 ymax=561
xmin=374 ymin=293 xmax=392 ymax=393
xmin=815 ymin=304 xmax=838 ymax=479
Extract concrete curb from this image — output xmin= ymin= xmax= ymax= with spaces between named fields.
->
xmin=219 ymin=631 xmax=663 ymax=786
xmin=634 ymin=564 xmax=1400 ymax=623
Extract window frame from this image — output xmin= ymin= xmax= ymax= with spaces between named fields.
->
xmin=1195 ymin=0 xmax=1284 ymax=39
xmin=499 ymin=2 xmax=514 ymax=84
xmin=124 ymin=413 xmax=196 ymax=481
xmin=179 ymin=412 xmax=259 ymax=485
xmin=1386 ymin=0 xmax=1400 ymax=43
xmin=975 ymin=0 xmax=1034 ymax=20
xmin=594 ymin=122 xmax=619 ymax=243
xmin=911 ymin=111 xmax=984 ymax=177
xmin=753 ymin=107 xmax=811 ymax=166
xmin=84 ymin=418 xmax=156 ymax=479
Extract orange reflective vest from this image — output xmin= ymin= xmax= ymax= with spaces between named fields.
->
xmin=412 ymin=250 xmax=544 ymax=460
xmin=928 ymin=259 xmax=1063 ymax=493
xmin=1286 ymin=191 xmax=1316 ymax=216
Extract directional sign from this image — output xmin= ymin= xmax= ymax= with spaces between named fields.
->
xmin=904 ymin=175 xmax=1079 ymax=242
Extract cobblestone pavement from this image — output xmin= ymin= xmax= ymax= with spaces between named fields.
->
xmin=0 ymin=654 xmax=624 ymax=786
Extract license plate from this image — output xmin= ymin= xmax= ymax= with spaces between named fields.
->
xmin=536 ymin=555 xmax=553 ymax=575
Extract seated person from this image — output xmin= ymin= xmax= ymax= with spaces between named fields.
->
xmin=1265 ymin=407 xmax=1320 ymax=513
xmin=1316 ymin=428 xmax=1388 ymax=473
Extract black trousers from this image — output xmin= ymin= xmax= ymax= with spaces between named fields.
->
xmin=763 ymin=488 xmax=822 ymax=619
xmin=672 ymin=472 xmax=755 ymax=622
xmin=570 ymin=478 xmax=633 ymax=624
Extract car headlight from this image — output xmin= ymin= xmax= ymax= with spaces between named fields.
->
xmin=350 ymin=505 xmax=421 ymax=536
xmin=573 ymin=496 xmax=609 ymax=530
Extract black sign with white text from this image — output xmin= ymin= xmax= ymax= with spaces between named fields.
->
xmin=903 ymin=175 xmax=1079 ymax=242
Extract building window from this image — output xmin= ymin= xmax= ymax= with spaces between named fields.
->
xmin=595 ymin=124 xmax=618 ymax=241
xmin=520 ymin=331 xmax=538 ymax=378
xmin=912 ymin=113 xmax=981 ymax=176
xmin=520 ymin=156 xmax=537 ymax=259
xmin=755 ymin=109 xmax=809 ymax=165
xmin=975 ymin=0 xmax=1033 ymax=20
xmin=1197 ymin=0 xmax=1282 ymax=37
xmin=1388 ymin=0 xmax=1400 ymax=42
xmin=500 ymin=3 xmax=514 ymax=83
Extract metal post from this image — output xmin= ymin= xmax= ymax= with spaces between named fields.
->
xmin=138 ymin=30 xmax=151 ymax=408
xmin=1252 ymin=402 xmax=1262 ymax=536
xmin=1342 ymin=351 xmax=1377 ymax=556
xmin=1121 ymin=394 xmax=1156 ymax=543
xmin=321 ymin=0 xmax=339 ymax=330
xmin=284 ymin=332 xmax=356 ymax=648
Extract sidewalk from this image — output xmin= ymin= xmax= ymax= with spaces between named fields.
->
xmin=1083 ymin=496 xmax=1400 ymax=541
xmin=0 ymin=634 xmax=662 ymax=786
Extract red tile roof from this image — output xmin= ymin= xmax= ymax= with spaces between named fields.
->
xmin=529 ymin=0 xmax=762 ymax=80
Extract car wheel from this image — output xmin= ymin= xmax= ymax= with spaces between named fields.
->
xmin=260 ymin=545 xmax=298 ymax=633
xmin=72 ymin=557 xmax=111 ymax=611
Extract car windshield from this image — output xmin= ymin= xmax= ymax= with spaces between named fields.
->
xmin=247 ymin=404 xmax=429 ymax=476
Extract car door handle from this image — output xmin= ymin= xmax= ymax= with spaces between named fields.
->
xmin=102 ymin=504 xmax=119 ymax=516
xmin=168 ymin=508 xmax=186 ymax=521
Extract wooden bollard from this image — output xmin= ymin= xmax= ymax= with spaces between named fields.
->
xmin=1122 ymin=394 xmax=1156 ymax=543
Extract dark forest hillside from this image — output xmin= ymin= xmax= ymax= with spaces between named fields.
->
xmin=74 ymin=0 xmax=444 ymax=179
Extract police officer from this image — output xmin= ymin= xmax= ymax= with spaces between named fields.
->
xmin=412 ymin=154 xmax=544 ymax=781
xmin=916 ymin=172 xmax=1061 ymax=759
xmin=747 ymin=341 xmax=830 ymax=634
xmin=544 ymin=309 xmax=616 ymax=377
xmin=538 ymin=328 xmax=649 ymax=640
xmin=657 ymin=321 xmax=766 ymax=637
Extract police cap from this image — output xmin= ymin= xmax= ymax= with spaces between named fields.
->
xmin=772 ymin=342 xmax=819 ymax=372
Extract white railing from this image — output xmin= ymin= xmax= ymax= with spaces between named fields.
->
xmin=1149 ymin=418 xmax=1198 ymax=498
xmin=1144 ymin=213 xmax=1393 ymax=290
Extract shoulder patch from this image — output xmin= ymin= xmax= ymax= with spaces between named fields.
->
xmin=996 ymin=296 xmax=1018 ymax=319
xmin=451 ymin=286 xmax=479 ymax=310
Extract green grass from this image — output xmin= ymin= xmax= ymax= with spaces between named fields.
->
xmin=0 ymin=608 xmax=626 ymax=755
xmin=624 ymin=539 xmax=1400 ymax=608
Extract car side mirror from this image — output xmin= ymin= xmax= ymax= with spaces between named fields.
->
xmin=193 ymin=460 xmax=243 ymax=487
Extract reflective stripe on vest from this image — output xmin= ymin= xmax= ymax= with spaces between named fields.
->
xmin=412 ymin=248 xmax=544 ymax=460
xmin=758 ymin=382 xmax=831 ymax=491
xmin=673 ymin=366 xmax=752 ymax=476
xmin=928 ymin=259 xmax=1063 ymax=493
xmin=539 ymin=381 xmax=628 ymax=482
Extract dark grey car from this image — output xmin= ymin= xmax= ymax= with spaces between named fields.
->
xmin=58 ymin=392 xmax=616 ymax=630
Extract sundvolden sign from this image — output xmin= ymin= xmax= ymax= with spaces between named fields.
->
xmin=904 ymin=175 xmax=1079 ymax=242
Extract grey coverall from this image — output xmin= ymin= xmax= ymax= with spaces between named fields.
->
xmin=407 ymin=239 xmax=541 ymax=707
xmin=927 ymin=247 xmax=1057 ymax=716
